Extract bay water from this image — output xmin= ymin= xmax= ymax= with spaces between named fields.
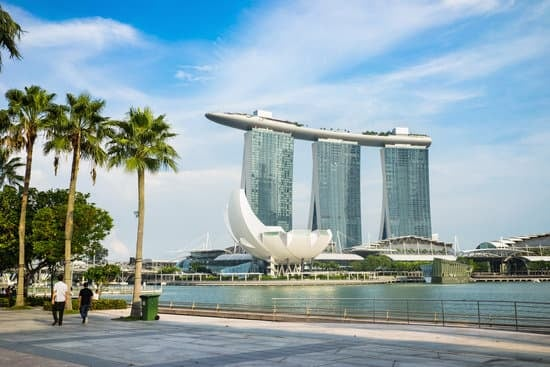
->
xmin=148 ymin=282 xmax=550 ymax=307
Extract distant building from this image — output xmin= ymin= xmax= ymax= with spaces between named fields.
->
xmin=177 ymin=249 xmax=227 ymax=272
xmin=310 ymin=139 xmax=362 ymax=249
xmin=351 ymin=235 xmax=454 ymax=261
xmin=209 ymin=253 xmax=266 ymax=274
xmin=461 ymin=233 xmax=550 ymax=273
xmin=242 ymin=128 xmax=294 ymax=231
xmin=475 ymin=233 xmax=550 ymax=253
xmin=380 ymin=146 xmax=432 ymax=239
xmin=129 ymin=257 xmax=177 ymax=270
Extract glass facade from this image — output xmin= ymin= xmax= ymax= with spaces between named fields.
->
xmin=309 ymin=139 xmax=361 ymax=249
xmin=380 ymin=146 xmax=431 ymax=239
xmin=242 ymin=128 xmax=294 ymax=231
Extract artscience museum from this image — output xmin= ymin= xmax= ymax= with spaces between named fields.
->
xmin=226 ymin=189 xmax=332 ymax=275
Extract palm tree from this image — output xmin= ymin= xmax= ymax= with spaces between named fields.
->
xmin=0 ymin=5 xmax=23 ymax=71
xmin=1 ymin=85 xmax=56 ymax=306
xmin=0 ymin=148 xmax=25 ymax=188
xmin=107 ymin=107 xmax=178 ymax=318
xmin=44 ymin=93 xmax=108 ymax=310
xmin=0 ymin=147 xmax=24 ymax=188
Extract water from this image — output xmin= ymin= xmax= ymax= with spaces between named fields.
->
xmin=106 ymin=282 xmax=550 ymax=329
xmin=151 ymin=282 xmax=550 ymax=306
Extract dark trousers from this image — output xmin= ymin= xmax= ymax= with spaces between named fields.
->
xmin=80 ymin=304 xmax=91 ymax=320
xmin=52 ymin=301 xmax=65 ymax=325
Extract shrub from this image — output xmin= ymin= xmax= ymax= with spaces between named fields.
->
xmin=92 ymin=299 xmax=127 ymax=310
xmin=43 ymin=298 xmax=127 ymax=311
xmin=0 ymin=297 xmax=9 ymax=307
xmin=26 ymin=296 xmax=48 ymax=307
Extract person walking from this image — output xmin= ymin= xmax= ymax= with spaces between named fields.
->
xmin=78 ymin=282 xmax=94 ymax=324
xmin=52 ymin=274 xmax=69 ymax=326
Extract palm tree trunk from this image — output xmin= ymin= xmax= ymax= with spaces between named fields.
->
xmin=64 ymin=138 xmax=81 ymax=310
xmin=16 ymin=141 xmax=33 ymax=307
xmin=130 ymin=168 xmax=145 ymax=318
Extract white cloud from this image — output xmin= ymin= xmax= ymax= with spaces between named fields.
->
xmin=383 ymin=35 xmax=548 ymax=84
xmin=21 ymin=18 xmax=141 ymax=50
xmin=206 ymin=0 xmax=508 ymax=100
xmin=105 ymin=231 xmax=132 ymax=261
xmin=174 ymin=66 xmax=213 ymax=82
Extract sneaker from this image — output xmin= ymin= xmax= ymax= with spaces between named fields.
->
xmin=52 ymin=321 xmax=57 ymax=326
xmin=82 ymin=318 xmax=85 ymax=324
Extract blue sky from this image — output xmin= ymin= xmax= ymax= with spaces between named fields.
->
xmin=2 ymin=1 xmax=549 ymax=261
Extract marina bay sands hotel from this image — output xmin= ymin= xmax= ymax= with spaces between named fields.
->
xmin=205 ymin=110 xmax=432 ymax=249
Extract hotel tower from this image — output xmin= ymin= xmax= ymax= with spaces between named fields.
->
xmin=207 ymin=111 xmax=432 ymax=244
xmin=380 ymin=143 xmax=431 ymax=240
xmin=242 ymin=127 xmax=294 ymax=231
xmin=310 ymin=139 xmax=362 ymax=249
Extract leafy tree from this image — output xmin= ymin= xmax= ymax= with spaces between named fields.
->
xmin=0 ymin=148 xmax=23 ymax=188
xmin=44 ymin=93 xmax=109 ymax=310
xmin=0 ymin=187 xmax=112 ymax=296
xmin=84 ymin=264 xmax=121 ymax=298
xmin=189 ymin=262 xmax=209 ymax=273
xmin=1 ymin=85 xmax=56 ymax=306
xmin=81 ymin=242 xmax=109 ymax=265
xmin=0 ymin=5 xmax=23 ymax=71
xmin=0 ymin=185 xmax=20 ymax=272
xmin=313 ymin=261 xmax=340 ymax=271
xmin=351 ymin=256 xmax=429 ymax=272
xmin=30 ymin=189 xmax=113 ymax=283
xmin=526 ymin=261 xmax=550 ymax=272
xmin=107 ymin=107 xmax=179 ymax=318
xmin=351 ymin=255 xmax=393 ymax=271
xmin=159 ymin=265 xmax=179 ymax=274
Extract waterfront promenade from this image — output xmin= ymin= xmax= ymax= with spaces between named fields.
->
xmin=1 ymin=308 xmax=549 ymax=366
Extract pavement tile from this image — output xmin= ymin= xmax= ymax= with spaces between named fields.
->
xmin=1 ymin=308 xmax=550 ymax=367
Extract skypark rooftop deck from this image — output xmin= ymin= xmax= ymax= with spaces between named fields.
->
xmin=205 ymin=111 xmax=432 ymax=147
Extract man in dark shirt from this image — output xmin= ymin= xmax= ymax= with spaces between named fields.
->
xmin=78 ymin=282 xmax=94 ymax=324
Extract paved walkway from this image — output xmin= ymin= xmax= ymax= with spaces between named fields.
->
xmin=1 ymin=308 xmax=549 ymax=366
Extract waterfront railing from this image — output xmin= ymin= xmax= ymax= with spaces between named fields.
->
xmin=159 ymin=297 xmax=550 ymax=333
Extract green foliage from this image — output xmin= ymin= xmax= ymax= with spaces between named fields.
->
xmin=471 ymin=261 xmax=490 ymax=272
xmin=189 ymin=262 xmax=210 ymax=273
xmin=0 ymin=297 xmax=9 ymax=307
xmin=30 ymin=189 xmax=113 ymax=262
xmin=0 ymin=148 xmax=24 ymax=188
xmin=91 ymin=298 xmax=127 ymax=310
xmin=0 ymin=5 xmax=23 ymax=70
xmin=456 ymin=257 xmax=474 ymax=265
xmin=85 ymin=264 xmax=121 ymax=286
xmin=42 ymin=297 xmax=127 ymax=311
xmin=82 ymin=243 xmax=109 ymax=265
xmin=106 ymin=107 xmax=179 ymax=174
xmin=0 ymin=185 xmax=20 ymax=271
xmin=350 ymin=255 xmax=429 ymax=272
xmin=351 ymin=255 xmax=392 ymax=271
xmin=313 ymin=261 xmax=340 ymax=270
xmin=527 ymin=261 xmax=550 ymax=271
xmin=0 ymin=186 xmax=112 ymax=276
xmin=25 ymin=295 xmax=47 ymax=307
xmin=159 ymin=265 xmax=179 ymax=274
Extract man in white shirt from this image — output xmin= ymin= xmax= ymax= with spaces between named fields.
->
xmin=52 ymin=274 xmax=69 ymax=326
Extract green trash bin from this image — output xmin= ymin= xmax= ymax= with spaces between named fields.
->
xmin=140 ymin=294 xmax=160 ymax=320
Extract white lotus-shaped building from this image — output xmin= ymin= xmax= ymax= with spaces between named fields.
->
xmin=227 ymin=189 xmax=332 ymax=265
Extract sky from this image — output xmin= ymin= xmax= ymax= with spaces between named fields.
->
xmin=1 ymin=0 xmax=549 ymax=262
